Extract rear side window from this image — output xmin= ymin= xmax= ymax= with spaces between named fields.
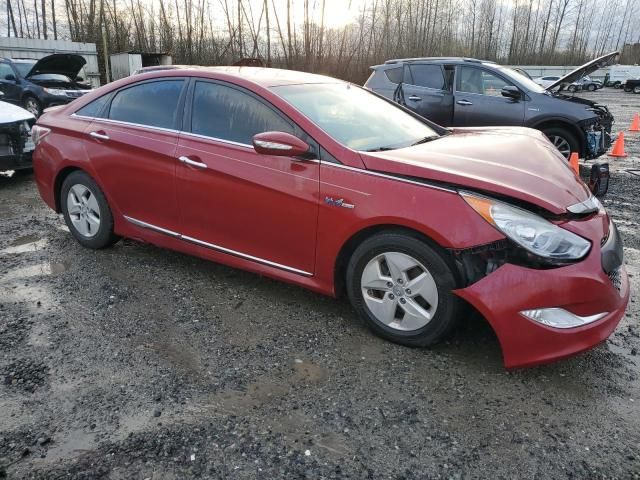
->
xmin=0 ymin=63 xmax=13 ymax=79
xmin=108 ymin=80 xmax=184 ymax=129
xmin=75 ymin=95 xmax=110 ymax=118
xmin=384 ymin=67 xmax=403 ymax=84
xmin=191 ymin=81 xmax=294 ymax=145
xmin=408 ymin=65 xmax=445 ymax=89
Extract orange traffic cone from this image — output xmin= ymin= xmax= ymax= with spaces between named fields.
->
xmin=569 ymin=152 xmax=579 ymax=174
xmin=609 ymin=132 xmax=627 ymax=158
xmin=630 ymin=113 xmax=640 ymax=132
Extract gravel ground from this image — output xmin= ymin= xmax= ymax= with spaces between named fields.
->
xmin=1 ymin=89 xmax=639 ymax=479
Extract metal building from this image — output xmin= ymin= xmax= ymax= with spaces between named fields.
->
xmin=110 ymin=52 xmax=172 ymax=81
xmin=0 ymin=37 xmax=101 ymax=87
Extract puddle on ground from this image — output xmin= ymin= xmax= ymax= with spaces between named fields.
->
xmin=0 ymin=236 xmax=48 ymax=254
xmin=2 ymin=260 xmax=69 ymax=280
xmin=34 ymin=429 xmax=97 ymax=464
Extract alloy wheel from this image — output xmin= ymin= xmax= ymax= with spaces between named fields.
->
xmin=361 ymin=252 xmax=438 ymax=331
xmin=24 ymin=98 xmax=40 ymax=116
xmin=66 ymin=184 xmax=101 ymax=238
xmin=548 ymin=135 xmax=571 ymax=158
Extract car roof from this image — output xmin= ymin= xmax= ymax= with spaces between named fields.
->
xmin=1 ymin=58 xmax=37 ymax=63
xmin=140 ymin=66 xmax=344 ymax=87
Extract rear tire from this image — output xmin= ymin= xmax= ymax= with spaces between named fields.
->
xmin=541 ymin=127 xmax=580 ymax=159
xmin=60 ymin=171 xmax=119 ymax=249
xmin=346 ymin=232 xmax=463 ymax=347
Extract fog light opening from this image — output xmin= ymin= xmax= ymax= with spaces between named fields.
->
xmin=520 ymin=308 xmax=608 ymax=329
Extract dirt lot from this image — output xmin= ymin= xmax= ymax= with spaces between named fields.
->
xmin=1 ymin=89 xmax=639 ymax=479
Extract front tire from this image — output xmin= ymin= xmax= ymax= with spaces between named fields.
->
xmin=587 ymin=84 xmax=596 ymax=92
xmin=60 ymin=171 xmax=119 ymax=249
xmin=346 ymin=232 xmax=463 ymax=347
xmin=22 ymin=95 xmax=42 ymax=117
xmin=634 ymin=86 xmax=640 ymax=94
xmin=542 ymin=127 xmax=580 ymax=159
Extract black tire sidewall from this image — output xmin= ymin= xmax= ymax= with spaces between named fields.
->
xmin=22 ymin=95 xmax=42 ymax=117
xmin=541 ymin=127 xmax=579 ymax=159
xmin=346 ymin=232 xmax=461 ymax=347
xmin=60 ymin=171 xmax=117 ymax=249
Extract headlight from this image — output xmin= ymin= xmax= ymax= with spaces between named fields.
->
xmin=461 ymin=192 xmax=591 ymax=261
xmin=43 ymin=88 xmax=68 ymax=96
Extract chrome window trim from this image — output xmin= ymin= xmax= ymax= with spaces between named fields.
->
xmin=322 ymin=162 xmax=456 ymax=193
xmin=123 ymin=215 xmax=312 ymax=277
xmin=179 ymin=130 xmax=254 ymax=149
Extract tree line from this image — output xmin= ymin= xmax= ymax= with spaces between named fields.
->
xmin=3 ymin=0 xmax=639 ymax=83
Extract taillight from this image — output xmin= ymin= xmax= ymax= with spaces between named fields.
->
xmin=31 ymin=125 xmax=51 ymax=146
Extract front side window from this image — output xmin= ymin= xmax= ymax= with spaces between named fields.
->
xmin=456 ymin=67 xmax=513 ymax=97
xmin=408 ymin=64 xmax=446 ymax=90
xmin=12 ymin=62 xmax=34 ymax=78
xmin=108 ymin=80 xmax=184 ymax=129
xmin=273 ymin=83 xmax=439 ymax=152
xmin=191 ymin=81 xmax=294 ymax=145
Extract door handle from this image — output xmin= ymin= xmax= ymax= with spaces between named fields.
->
xmin=407 ymin=95 xmax=422 ymax=101
xmin=89 ymin=131 xmax=110 ymax=141
xmin=456 ymin=99 xmax=473 ymax=106
xmin=178 ymin=156 xmax=207 ymax=169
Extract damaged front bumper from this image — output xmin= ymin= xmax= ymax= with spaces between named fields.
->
xmin=453 ymin=214 xmax=629 ymax=368
xmin=0 ymin=120 xmax=35 ymax=171
xmin=582 ymin=106 xmax=614 ymax=159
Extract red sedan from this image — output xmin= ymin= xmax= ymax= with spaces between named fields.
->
xmin=31 ymin=67 xmax=629 ymax=368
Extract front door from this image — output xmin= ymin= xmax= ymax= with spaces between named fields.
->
xmin=453 ymin=65 xmax=525 ymax=127
xmin=83 ymin=78 xmax=186 ymax=231
xmin=175 ymin=80 xmax=319 ymax=275
xmin=401 ymin=63 xmax=454 ymax=126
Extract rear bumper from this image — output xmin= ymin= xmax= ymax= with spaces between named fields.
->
xmin=455 ymin=217 xmax=630 ymax=368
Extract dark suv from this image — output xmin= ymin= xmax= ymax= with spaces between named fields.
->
xmin=0 ymin=54 xmax=92 ymax=117
xmin=365 ymin=52 xmax=618 ymax=159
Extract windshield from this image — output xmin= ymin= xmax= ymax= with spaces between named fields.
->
xmin=497 ymin=66 xmax=547 ymax=93
xmin=272 ymin=83 xmax=439 ymax=151
xmin=13 ymin=61 xmax=35 ymax=77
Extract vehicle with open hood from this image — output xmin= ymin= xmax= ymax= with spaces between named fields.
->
xmin=365 ymin=52 xmax=619 ymax=160
xmin=31 ymin=67 xmax=628 ymax=368
xmin=0 ymin=54 xmax=93 ymax=117
xmin=0 ymin=95 xmax=35 ymax=171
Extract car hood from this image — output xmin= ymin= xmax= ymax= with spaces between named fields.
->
xmin=547 ymin=51 xmax=619 ymax=91
xmin=360 ymin=127 xmax=592 ymax=215
xmin=25 ymin=54 xmax=86 ymax=79
xmin=0 ymin=101 xmax=35 ymax=123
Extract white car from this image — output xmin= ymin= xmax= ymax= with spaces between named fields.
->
xmin=533 ymin=76 xmax=561 ymax=88
xmin=0 ymin=96 xmax=35 ymax=171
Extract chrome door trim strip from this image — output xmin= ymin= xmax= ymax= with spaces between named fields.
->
xmin=124 ymin=215 xmax=181 ymax=237
xmin=322 ymin=162 xmax=457 ymax=193
xmin=71 ymin=114 xmax=181 ymax=135
xmin=123 ymin=215 xmax=312 ymax=277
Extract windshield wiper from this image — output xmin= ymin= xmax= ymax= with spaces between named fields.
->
xmin=410 ymin=135 xmax=439 ymax=146
xmin=366 ymin=146 xmax=395 ymax=152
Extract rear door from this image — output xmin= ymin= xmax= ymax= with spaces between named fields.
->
xmin=401 ymin=63 xmax=453 ymax=126
xmin=453 ymin=65 xmax=525 ymax=127
xmin=83 ymin=78 xmax=186 ymax=231
xmin=175 ymin=79 xmax=319 ymax=275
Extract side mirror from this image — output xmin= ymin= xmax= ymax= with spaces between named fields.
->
xmin=75 ymin=76 xmax=84 ymax=82
xmin=252 ymin=131 xmax=310 ymax=158
xmin=501 ymin=85 xmax=521 ymax=99
xmin=4 ymin=74 xmax=16 ymax=82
